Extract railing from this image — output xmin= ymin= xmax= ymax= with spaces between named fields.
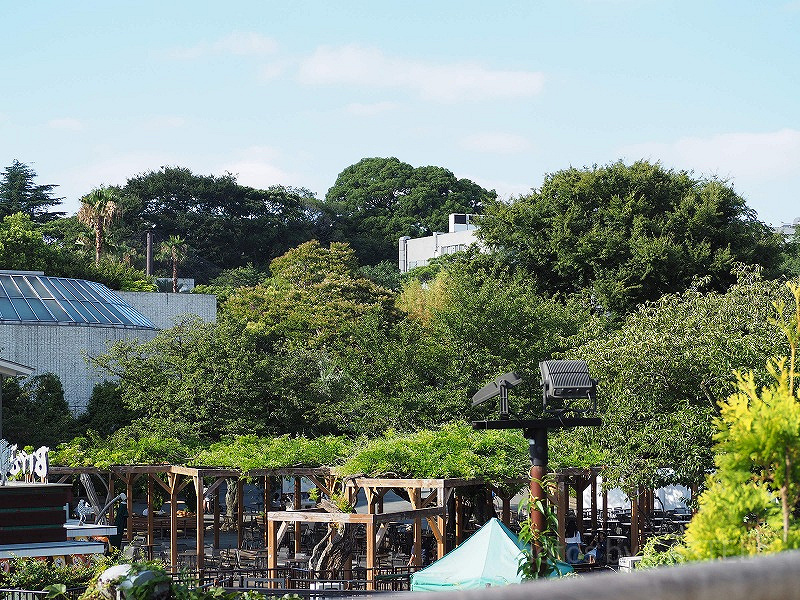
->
xmin=407 ymin=550 xmax=800 ymax=600
xmin=0 ymin=587 xmax=87 ymax=600
xmin=172 ymin=565 xmax=416 ymax=593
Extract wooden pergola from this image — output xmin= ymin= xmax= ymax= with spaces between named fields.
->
xmin=50 ymin=463 xmax=526 ymax=582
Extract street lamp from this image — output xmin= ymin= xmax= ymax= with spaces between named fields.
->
xmin=472 ymin=360 xmax=601 ymax=573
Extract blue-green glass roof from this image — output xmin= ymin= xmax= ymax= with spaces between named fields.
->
xmin=0 ymin=273 xmax=156 ymax=329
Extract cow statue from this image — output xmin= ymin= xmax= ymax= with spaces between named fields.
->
xmin=76 ymin=499 xmax=96 ymax=526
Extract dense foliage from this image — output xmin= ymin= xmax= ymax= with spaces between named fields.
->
xmin=478 ymin=161 xmax=783 ymax=313
xmin=570 ymin=268 xmax=789 ymax=490
xmin=684 ymin=282 xmax=800 ymax=559
xmin=322 ymin=157 xmax=495 ymax=264
xmin=1 ymin=373 xmax=78 ymax=448
xmin=0 ymin=159 xmax=64 ymax=222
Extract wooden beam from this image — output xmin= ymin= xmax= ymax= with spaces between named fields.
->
xmin=238 ymin=478 xmax=245 ymax=550
xmin=293 ymin=477 xmax=301 ymax=555
xmin=195 ymin=475 xmax=205 ymax=575
xmin=147 ymin=475 xmax=154 ymax=546
xmin=366 ymin=519 xmax=376 ymax=591
xmin=267 ymin=518 xmax=278 ymax=589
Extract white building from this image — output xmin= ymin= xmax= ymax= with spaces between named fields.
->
xmin=774 ymin=217 xmax=800 ymax=238
xmin=398 ymin=214 xmax=479 ymax=273
xmin=0 ymin=271 xmax=215 ymax=412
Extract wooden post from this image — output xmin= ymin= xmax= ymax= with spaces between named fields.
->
xmin=576 ymin=476 xmax=585 ymax=536
xmin=501 ymin=493 xmax=511 ymax=526
xmin=294 ymin=477 xmax=301 ymax=555
xmin=147 ymin=475 xmax=154 ymax=546
xmin=366 ymin=518 xmax=376 ymax=591
xmin=263 ymin=475 xmax=271 ymax=549
xmin=195 ymin=476 xmax=205 ymax=576
xmin=590 ymin=472 xmax=598 ymax=534
xmin=126 ymin=475 xmax=134 ymax=542
xmin=630 ymin=488 xmax=640 ymax=555
xmin=412 ymin=489 xmax=422 ymax=566
xmin=557 ymin=476 xmax=567 ymax=556
xmin=237 ymin=478 xmax=244 ymax=549
xmin=267 ymin=518 xmax=278 ymax=589
xmin=454 ymin=494 xmax=463 ymax=546
xmin=169 ymin=474 xmax=178 ymax=569
xmin=213 ymin=487 xmax=220 ymax=549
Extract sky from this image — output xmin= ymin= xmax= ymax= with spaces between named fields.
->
xmin=2 ymin=1 xmax=799 ymax=226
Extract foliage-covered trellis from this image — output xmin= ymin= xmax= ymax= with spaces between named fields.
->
xmin=53 ymin=423 xmax=537 ymax=489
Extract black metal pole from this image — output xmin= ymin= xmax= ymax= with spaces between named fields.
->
xmin=146 ymin=230 xmax=153 ymax=276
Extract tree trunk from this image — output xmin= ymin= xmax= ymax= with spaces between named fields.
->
xmin=309 ymin=498 xmax=356 ymax=574
xmin=172 ymin=248 xmax=178 ymax=292
xmin=95 ymin=221 xmax=103 ymax=265
xmin=224 ymin=478 xmax=238 ymax=531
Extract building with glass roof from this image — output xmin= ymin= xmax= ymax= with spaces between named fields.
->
xmin=0 ymin=271 xmax=216 ymax=413
xmin=0 ymin=272 xmax=156 ymax=329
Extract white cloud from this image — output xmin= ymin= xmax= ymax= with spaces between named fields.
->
xmin=471 ymin=177 xmax=534 ymax=200
xmin=170 ymin=32 xmax=278 ymax=59
xmin=143 ymin=116 xmax=186 ymax=129
xmin=461 ymin=132 xmax=531 ymax=154
xmin=217 ymin=147 xmax=294 ymax=189
xmin=346 ymin=101 xmax=400 ymax=116
xmin=619 ymin=129 xmax=800 ymax=181
xmin=54 ymin=152 xmax=178 ymax=214
xmin=297 ymin=44 xmax=545 ymax=103
xmin=48 ymin=118 xmax=83 ymax=131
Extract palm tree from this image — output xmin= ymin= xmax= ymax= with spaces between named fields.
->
xmin=76 ymin=187 xmax=121 ymax=265
xmin=157 ymin=235 xmax=188 ymax=292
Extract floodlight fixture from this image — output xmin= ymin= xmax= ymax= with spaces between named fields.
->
xmin=471 ymin=371 xmax=522 ymax=419
xmin=539 ymin=359 xmax=597 ymax=416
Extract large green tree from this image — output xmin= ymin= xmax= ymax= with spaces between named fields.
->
xmin=565 ymin=268 xmax=790 ymax=490
xmin=322 ymin=157 xmax=495 ymax=264
xmin=118 ymin=166 xmax=320 ymax=278
xmin=0 ymin=160 xmax=64 ymax=222
xmin=478 ymin=160 xmax=783 ymax=314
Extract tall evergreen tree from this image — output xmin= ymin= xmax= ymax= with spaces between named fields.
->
xmin=0 ymin=160 xmax=64 ymax=222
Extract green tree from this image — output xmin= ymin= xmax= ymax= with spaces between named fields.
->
xmin=569 ymin=268 xmax=789 ymax=491
xmin=0 ymin=212 xmax=154 ymax=291
xmin=685 ymin=282 xmax=800 ymax=558
xmin=0 ymin=160 xmax=64 ymax=222
xmin=119 ymin=166 xmax=320 ymax=278
xmin=2 ymin=373 xmax=77 ymax=448
xmin=90 ymin=318 xmax=278 ymax=440
xmin=478 ymin=160 xmax=783 ymax=314
xmin=77 ymin=187 xmax=122 ymax=265
xmin=322 ymin=157 xmax=495 ymax=264
xmin=157 ymin=234 xmax=188 ymax=292
xmin=78 ymin=381 xmax=140 ymax=435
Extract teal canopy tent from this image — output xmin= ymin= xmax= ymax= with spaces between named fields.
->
xmin=410 ymin=517 xmax=571 ymax=591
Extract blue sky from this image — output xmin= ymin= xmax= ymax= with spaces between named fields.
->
xmin=2 ymin=1 xmax=798 ymax=225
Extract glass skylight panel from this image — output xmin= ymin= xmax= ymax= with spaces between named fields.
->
xmin=0 ymin=274 xmax=155 ymax=328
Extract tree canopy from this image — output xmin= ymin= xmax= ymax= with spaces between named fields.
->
xmin=478 ymin=160 xmax=783 ymax=314
xmin=117 ymin=166 xmax=320 ymax=279
xmin=0 ymin=160 xmax=64 ymax=222
xmin=322 ymin=157 xmax=495 ymax=264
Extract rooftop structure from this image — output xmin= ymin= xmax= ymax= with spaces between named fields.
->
xmin=398 ymin=214 xmax=479 ymax=273
xmin=0 ymin=271 xmax=216 ymax=412
xmin=0 ymin=271 xmax=155 ymax=328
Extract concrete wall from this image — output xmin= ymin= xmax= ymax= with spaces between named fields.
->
xmin=119 ymin=291 xmax=216 ymax=329
xmin=0 ymin=322 xmax=158 ymax=413
xmin=399 ymin=229 xmax=478 ymax=273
